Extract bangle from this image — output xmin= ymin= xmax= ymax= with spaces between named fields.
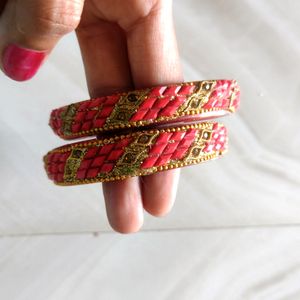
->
xmin=44 ymin=79 xmax=240 ymax=185
xmin=49 ymin=80 xmax=239 ymax=140
xmin=44 ymin=122 xmax=227 ymax=185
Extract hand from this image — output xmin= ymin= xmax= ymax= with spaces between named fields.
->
xmin=0 ymin=0 xmax=183 ymax=233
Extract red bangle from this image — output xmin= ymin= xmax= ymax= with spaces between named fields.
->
xmin=44 ymin=80 xmax=240 ymax=186
xmin=49 ymin=80 xmax=240 ymax=140
xmin=44 ymin=122 xmax=227 ymax=185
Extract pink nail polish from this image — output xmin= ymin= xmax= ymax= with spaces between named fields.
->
xmin=2 ymin=44 xmax=47 ymax=81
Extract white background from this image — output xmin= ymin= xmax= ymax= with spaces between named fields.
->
xmin=0 ymin=0 xmax=299 ymax=299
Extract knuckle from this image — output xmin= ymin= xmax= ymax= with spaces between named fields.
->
xmin=36 ymin=14 xmax=78 ymax=36
xmin=26 ymin=1 xmax=82 ymax=36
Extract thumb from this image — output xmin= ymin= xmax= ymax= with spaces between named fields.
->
xmin=0 ymin=0 xmax=84 ymax=81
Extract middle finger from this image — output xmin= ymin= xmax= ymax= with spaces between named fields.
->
xmin=76 ymin=9 xmax=144 ymax=233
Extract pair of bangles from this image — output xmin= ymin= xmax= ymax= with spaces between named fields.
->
xmin=43 ymin=79 xmax=240 ymax=186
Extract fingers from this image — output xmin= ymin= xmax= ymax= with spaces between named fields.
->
xmin=75 ymin=14 xmax=132 ymax=96
xmin=123 ymin=0 xmax=183 ymax=216
xmin=141 ymin=170 xmax=180 ymax=216
xmin=0 ymin=0 xmax=84 ymax=81
xmin=102 ymin=179 xmax=143 ymax=233
xmin=125 ymin=0 xmax=183 ymax=87
xmin=75 ymin=9 xmax=144 ymax=234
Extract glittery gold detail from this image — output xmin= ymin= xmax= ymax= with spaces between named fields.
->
xmin=177 ymin=81 xmax=216 ymax=114
xmin=184 ymin=134 xmax=206 ymax=161
xmin=105 ymin=89 xmax=150 ymax=125
xmin=110 ymin=131 xmax=159 ymax=177
xmin=63 ymin=147 xmax=87 ymax=182
xmin=183 ymin=124 xmax=214 ymax=163
xmin=60 ymin=104 xmax=78 ymax=136
xmin=201 ymin=129 xmax=212 ymax=141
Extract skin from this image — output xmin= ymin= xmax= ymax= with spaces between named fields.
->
xmin=0 ymin=0 xmax=183 ymax=233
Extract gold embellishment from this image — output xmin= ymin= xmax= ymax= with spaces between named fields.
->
xmin=183 ymin=125 xmax=214 ymax=163
xmin=177 ymin=80 xmax=216 ymax=114
xmin=184 ymin=135 xmax=205 ymax=162
xmin=63 ymin=147 xmax=87 ymax=182
xmin=105 ymin=89 xmax=150 ymax=125
xmin=109 ymin=131 xmax=159 ymax=177
xmin=202 ymin=130 xmax=212 ymax=140
xmin=60 ymin=104 xmax=78 ymax=136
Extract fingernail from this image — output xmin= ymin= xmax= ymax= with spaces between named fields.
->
xmin=2 ymin=44 xmax=47 ymax=81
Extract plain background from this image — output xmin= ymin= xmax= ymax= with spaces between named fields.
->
xmin=0 ymin=0 xmax=300 ymax=299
